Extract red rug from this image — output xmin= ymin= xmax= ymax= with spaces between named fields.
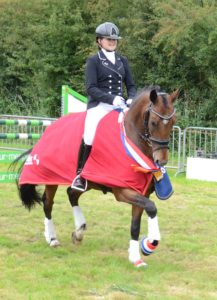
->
xmin=19 ymin=110 xmax=153 ymax=195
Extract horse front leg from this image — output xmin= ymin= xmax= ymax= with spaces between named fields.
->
xmin=43 ymin=185 xmax=60 ymax=247
xmin=113 ymin=188 xmax=161 ymax=267
xmin=67 ymin=187 xmax=87 ymax=244
xmin=129 ymin=204 xmax=161 ymax=267
xmin=129 ymin=205 xmax=147 ymax=267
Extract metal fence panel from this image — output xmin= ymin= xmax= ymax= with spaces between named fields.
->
xmin=182 ymin=127 xmax=217 ymax=171
xmin=167 ymin=126 xmax=183 ymax=174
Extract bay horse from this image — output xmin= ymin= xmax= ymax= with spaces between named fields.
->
xmin=14 ymin=87 xmax=178 ymax=268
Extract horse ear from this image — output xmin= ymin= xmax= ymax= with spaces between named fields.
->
xmin=170 ymin=89 xmax=179 ymax=102
xmin=150 ymin=89 xmax=158 ymax=104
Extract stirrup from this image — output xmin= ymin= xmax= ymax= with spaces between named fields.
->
xmin=71 ymin=175 xmax=87 ymax=192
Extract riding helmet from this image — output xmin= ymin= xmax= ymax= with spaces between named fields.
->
xmin=95 ymin=22 xmax=122 ymax=40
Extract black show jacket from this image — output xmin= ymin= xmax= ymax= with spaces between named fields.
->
xmin=85 ymin=50 xmax=136 ymax=109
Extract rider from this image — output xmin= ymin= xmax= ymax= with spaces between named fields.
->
xmin=71 ymin=21 xmax=137 ymax=191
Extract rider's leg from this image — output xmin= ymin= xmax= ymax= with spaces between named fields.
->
xmin=71 ymin=143 xmax=92 ymax=191
xmin=71 ymin=103 xmax=114 ymax=191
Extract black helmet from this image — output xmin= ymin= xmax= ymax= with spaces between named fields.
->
xmin=95 ymin=22 xmax=122 ymax=40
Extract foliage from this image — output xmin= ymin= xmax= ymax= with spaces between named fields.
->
xmin=149 ymin=0 xmax=217 ymax=127
xmin=0 ymin=0 xmax=217 ymax=127
xmin=0 ymin=0 xmax=88 ymax=116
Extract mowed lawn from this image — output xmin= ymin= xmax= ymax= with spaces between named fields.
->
xmin=0 ymin=172 xmax=217 ymax=300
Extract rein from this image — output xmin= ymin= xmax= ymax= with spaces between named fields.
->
xmin=140 ymin=103 xmax=176 ymax=150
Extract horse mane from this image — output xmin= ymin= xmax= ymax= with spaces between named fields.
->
xmin=136 ymin=85 xmax=162 ymax=96
xmin=134 ymin=85 xmax=166 ymax=99
xmin=130 ymin=85 xmax=168 ymax=109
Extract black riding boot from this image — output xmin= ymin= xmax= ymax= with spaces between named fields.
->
xmin=71 ymin=141 xmax=92 ymax=191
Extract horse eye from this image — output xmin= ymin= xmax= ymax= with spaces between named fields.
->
xmin=151 ymin=121 xmax=157 ymax=127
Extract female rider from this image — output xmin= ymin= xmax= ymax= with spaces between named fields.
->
xmin=71 ymin=22 xmax=136 ymax=191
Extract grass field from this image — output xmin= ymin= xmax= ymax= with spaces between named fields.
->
xmin=0 ymin=171 xmax=217 ymax=300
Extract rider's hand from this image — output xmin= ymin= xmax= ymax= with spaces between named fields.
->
xmin=113 ymin=96 xmax=126 ymax=108
xmin=126 ymin=98 xmax=133 ymax=106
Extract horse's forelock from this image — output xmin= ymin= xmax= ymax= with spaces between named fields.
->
xmin=160 ymin=94 xmax=169 ymax=108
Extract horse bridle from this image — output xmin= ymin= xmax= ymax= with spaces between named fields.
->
xmin=140 ymin=103 xmax=176 ymax=151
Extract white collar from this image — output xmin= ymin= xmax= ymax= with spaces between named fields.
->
xmin=101 ymin=48 xmax=116 ymax=64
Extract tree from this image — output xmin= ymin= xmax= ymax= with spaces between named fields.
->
xmin=0 ymin=0 xmax=216 ymax=126
xmin=0 ymin=0 xmax=88 ymax=116
xmin=146 ymin=0 xmax=217 ymax=126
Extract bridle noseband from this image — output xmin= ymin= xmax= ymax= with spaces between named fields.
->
xmin=140 ymin=103 xmax=176 ymax=151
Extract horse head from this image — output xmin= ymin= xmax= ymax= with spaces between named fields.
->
xmin=125 ymin=87 xmax=179 ymax=166
xmin=147 ymin=89 xmax=179 ymax=166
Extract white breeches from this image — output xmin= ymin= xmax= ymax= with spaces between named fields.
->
xmin=83 ymin=102 xmax=114 ymax=145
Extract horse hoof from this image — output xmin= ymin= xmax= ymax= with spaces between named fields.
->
xmin=50 ymin=239 xmax=60 ymax=247
xmin=134 ymin=259 xmax=148 ymax=268
xmin=72 ymin=231 xmax=83 ymax=244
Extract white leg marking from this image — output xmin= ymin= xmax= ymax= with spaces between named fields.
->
xmin=128 ymin=240 xmax=147 ymax=267
xmin=44 ymin=218 xmax=60 ymax=247
xmin=72 ymin=206 xmax=87 ymax=244
xmin=72 ymin=206 xmax=86 ymax=230
xmin=148 ymin=216 xmax=161 ymax=241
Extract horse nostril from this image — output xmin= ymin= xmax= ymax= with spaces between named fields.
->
xmin=159 ymin=160 xmax=167 ymax=166
xmin=155 ymin=159 xmax=167 ymax=167
xmin=153 ymin=153 xmax=168 ymax=166
xmin=155 ymin=159 xmax=159 ymax=165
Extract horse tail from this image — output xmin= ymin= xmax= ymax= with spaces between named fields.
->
xmin=19 ymin=183 xmax=43 ymax=211
xmin=10 ymin=148 xmax=43 ymax=210
xmin=9 ymin=148 xmax=32 ymax=174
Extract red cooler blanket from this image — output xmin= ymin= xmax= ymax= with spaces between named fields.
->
xmin=19 ymin=110 xmax=154 ymax=195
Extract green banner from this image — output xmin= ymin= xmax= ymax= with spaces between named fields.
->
xmin=0 ymin=172 xmax=19 ymax=183
xmin=0 ymin=151 xmax=24 ymax=163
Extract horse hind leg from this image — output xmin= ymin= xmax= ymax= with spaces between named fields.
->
xmin=67 ymin=187 xmax=87 ymax=244
xmin=43 ymin=185 xmax=60 ymax=247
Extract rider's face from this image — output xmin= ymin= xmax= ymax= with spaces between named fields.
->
xmin=98 ymin=38 xmax=117 ymax=51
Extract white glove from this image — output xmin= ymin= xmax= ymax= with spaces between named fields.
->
xmin=113 ymin=96 xmax=126 ymax=108
xmin=126 ymin=99 xmax=133 ymax=106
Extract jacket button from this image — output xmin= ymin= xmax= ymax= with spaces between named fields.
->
xmin=108 ymin=91 xmax=112 ymax=94
xmin=109 ymin=86 xmax=112 ymax=89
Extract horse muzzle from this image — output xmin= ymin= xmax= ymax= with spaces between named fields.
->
xmin=152 ymin=147 xmax=169 ymax=166
xmin=149 ymin=136 xmax=170 ymax=166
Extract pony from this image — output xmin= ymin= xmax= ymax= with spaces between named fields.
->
xmin=14 ymin=87 xmax=178 ymax=268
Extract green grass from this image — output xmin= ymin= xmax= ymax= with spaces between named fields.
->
xmin=0 ymin=172 xmax=217 ymax=300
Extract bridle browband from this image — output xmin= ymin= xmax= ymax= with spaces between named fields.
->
xmin=140 ymin=101 xmax=176 ymax=151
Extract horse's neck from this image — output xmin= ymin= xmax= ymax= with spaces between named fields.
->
xmin=124 ymin=100 xmax=153 ymax=159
